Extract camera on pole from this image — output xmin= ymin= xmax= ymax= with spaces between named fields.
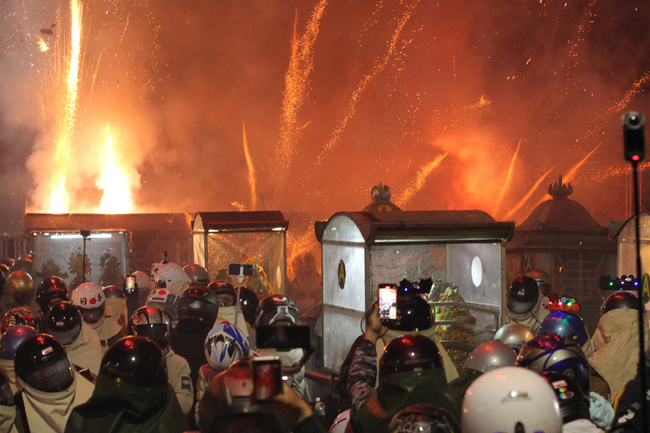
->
xmin=623 ymin=112 xmax=645 ymax=162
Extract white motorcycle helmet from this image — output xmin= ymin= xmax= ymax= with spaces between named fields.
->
xmin=330 ymin=409 xmax=353 ymax=433
xmin=461 ymin=366 xmax=562 ymax=433
xmin=71 ymin=283 xmax=106 ymax=324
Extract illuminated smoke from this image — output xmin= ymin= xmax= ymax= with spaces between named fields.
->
xmin=315 ymin=0 xmax=420 ymax=166
xmin=493 ymin=139 xmax=522 ymax=218
xmin=276 ymin=0 xmax=329 ymax=190
xmin=394 ymin=152 xmax=449 ymax=209
xmin=242 ymin=121 xmax=257 ymax=211
xmin=97 ymin=126 xmax=135 ymax=214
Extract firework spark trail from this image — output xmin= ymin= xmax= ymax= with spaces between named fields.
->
xmin=510 ymin=143 xmax=602 ymax=221
xmin=315 ymin=0 xmax=420 ymax=166
xmin=394 ymin=152 xmax=449 ymax=209
xmin=558 ymin=0 xmax=596 ymax=99
xmin=493 ymin=139 xmax=522 ymax=218
xmin=276 ymin=0 xmax=329 ymax=187
xmin=502 ymin=165 xmax=556 ymax=221
xmin=242 ymin=121 xmax=257 ymax=211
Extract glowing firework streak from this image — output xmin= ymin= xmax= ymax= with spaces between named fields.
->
xmin=316 ymin=0 xmax=420 ymax=165
xmin=231 ymin=202 xmax=248 ymax=212
xmin=394 ymin=152 xmax=448 ymax=209
xmin=45 ymin=0 xmax=84 ymax=213
xmin=515 ymin=142 xmax=602 ymax=219
xmin=242 ymin=121 xmax=257 ymax=211
xmin=502 ymin=166 xmax=556 ymax=221
xmin=493 ymin=139 xmax=522 ymax=218
xmin=276 ymin=0 xmax=329 ymax=186
xmin=97 ymin=126 xmax=133 ymax=214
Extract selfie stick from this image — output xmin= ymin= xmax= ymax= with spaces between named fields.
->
xmin=623 ymin=111 xmax=647 ymax=432
xmin=233 ymin=264 xmax=247 ymax=326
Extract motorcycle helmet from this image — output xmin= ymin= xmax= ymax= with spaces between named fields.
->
xmin=388 ymin=404 xmax=460 ymax=433
xmin=5 ymin=270 xmax=35 ymax=306
xmin=515 ymin=334 xmax=591 ymax=395
xmin=506 ymin=276 xmax=540 ymax=315
xmin=379 ymin=333 xmax=443 ymax=379
xmin=600 ymin=291 xmax=639 ymax=315
xmin=100 ymin=335 xmax=167 ymax=387
xmin=239 ymin=287 xmax=259 ymax=326
xmin=197 ymin=358 xmax=289 ymax=433
xmin=14 ymin=334 xmax=75 ymax=392
xmin=177 ymin=285 xmax=220 ymax=324
xmin=389 ymin=295 xmax=434 ymax=332
xmin=526 ymin=269 xmax=552 ymax=296
xmin=204 ymin=322 xmax=249 ymax=372
xmin=35 ymin=277 xmax=70 ymax=313
xmin=150 ymin=261 xmax=187 ymax=290
xmin=103 ymin=285 xmax=124 ymax=299
xmin=10 ymin=258 xmax=32 ymax=274
xmin=0 ymin=272 xmax=6 ymax=297
xmin=462 ymin=341 xmax=517 ymax=373
xmin=207 ymin=281 xmax=238 ymax=307
xmin=493 ymin=323 xmax=534 ymax=352
xmin=44 ymin=302 xmax=83 ymax=346
xmin=183 ymin=264 xmax=210 ymax=286
xmin=0 ymin=325 xmax=38 ymax=360
xmin=0 ymin=306 xmax=43 ymax=334
xmin=129 ymin=306 xmax=172 ymax=351
xmin=255 ymin=295 xmax=299 ymax=327
xmin=461 ymin=366 xmax=562 ymax=433
xmin=71 ymin=283 xmax=106 ymax=324
xmin=538 ymin=311 xmax=589 ymax=347
xmin=0 ymin=259 xmax=14 ymax=271
xmin=540 ymin=371 xmax=591 ymax=425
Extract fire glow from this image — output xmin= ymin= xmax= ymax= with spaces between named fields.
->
xmin=36 ymin=0 xmax=138 ymax=214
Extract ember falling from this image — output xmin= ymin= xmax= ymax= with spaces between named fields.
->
xmin=1 ymin=1 xmax=650 ymax=234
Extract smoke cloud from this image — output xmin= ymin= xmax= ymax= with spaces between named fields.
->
xmin=1 ymin=0 xmax=650 ymax=237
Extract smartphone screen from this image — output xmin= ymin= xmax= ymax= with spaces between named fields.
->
xmin=378 ymin=285 xmax=397 ymax=320
xmin=255 ymin=326 xmax=311 ymax=350
xmin=126 ymin=275 xmax=136 ymax=290
xmin=252 ymin=356 xmax=282 ymax=402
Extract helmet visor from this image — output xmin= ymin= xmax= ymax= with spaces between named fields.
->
xmin=78 ymin=305 xmax=105 ymax=324
xmin=21 ymin=356 xmax=74 ymax=392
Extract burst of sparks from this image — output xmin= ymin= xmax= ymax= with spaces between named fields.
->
xmin=97 ymin=126 xmax=133 ymax=214
xmin=315 ymin=0 xmax=420 ymax=166
xmin=276 ymin=0 xmax=329 ymax=188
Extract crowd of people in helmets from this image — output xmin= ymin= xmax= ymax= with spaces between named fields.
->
xmin=0 ymin=253 xmax=649 ymax=433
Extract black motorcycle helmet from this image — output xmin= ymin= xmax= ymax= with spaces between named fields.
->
xmin=390 ymin=294 xmax=434 ymax=332
xmin=129 ymin=306 xmax=172 ymax=351
xmin=239 ymin=287 xmax=259 ymax=326
xmin=255 ymin=295 xmax=299 ymax=327
xmin=100 ymin=335 xmax=167 ymax=388
xmin=379 ymin=334 xmax=443 ymax=379
xmin=0 ymin=325 xmax=38 ymax=360
xmin=207 ymin=281 xmax=238 ymax=307
xmin=506 ymin=276 xmax=540 ymax=315
xmin=36 ymin=277 xmax=70 ymax=313
xmin=600 ymin=291 xmax=639 ymax=315
xmin=540 ymin=371 xmax=591 ymax=424
xmin=177 ymin=285 xmax=220 ymax=325
xmin=14 ymin=334 xmax=74 ymax=392
xmin=44 ymin=302 xmax=83 ymax=346
xmin=0 ymin=272 xmax=6 ymax=298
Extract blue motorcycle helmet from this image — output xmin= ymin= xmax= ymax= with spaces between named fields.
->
xmin=538 ymin=311 xmax=589 ymax=347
